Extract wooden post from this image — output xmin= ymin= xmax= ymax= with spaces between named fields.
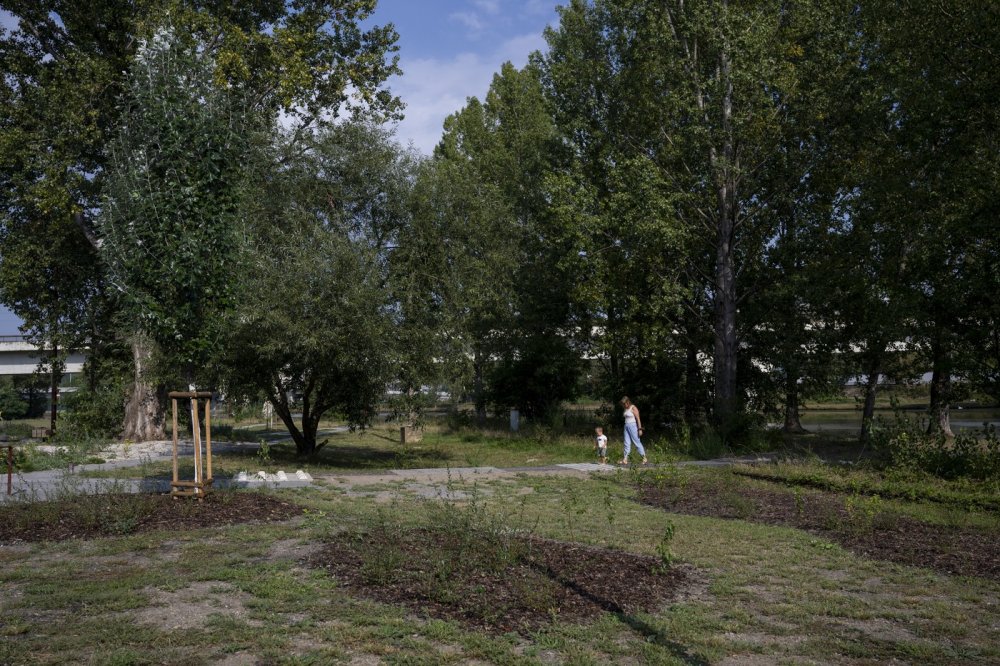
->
xmin=167 ymin=391 xmax=214 ymax=498
xmin=171 ymin=397 xmax=179 ymax=493
xmin=204 ymin=398 xmax=212 ymax=483
xmin=6 ymin=445 xmax=12 ymax=496
xmin=191 ymin=397 xmax=202 ymax=498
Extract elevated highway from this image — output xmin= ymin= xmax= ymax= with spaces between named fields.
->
xmin=0 ymin=336 xmax=86 ymax=376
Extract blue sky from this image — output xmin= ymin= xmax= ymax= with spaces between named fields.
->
xmin=0 ymin=1 xmax=562 ymax=334
xmin=373 ymin=0 xmax=558 ymax=153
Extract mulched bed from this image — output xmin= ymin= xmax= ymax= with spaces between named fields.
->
xmin=0 ymin=492 xmax=304 ymax=543
xmin=307 ymin=527 xmax=688 ymax=634
xmin=638 ymin=478 xmax=1000 ymax=580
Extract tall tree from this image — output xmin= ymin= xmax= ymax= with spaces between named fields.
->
xmin=220 ymin=121 xmax=406 ymax=456
xmin=0 ymin=0 xmax=402 ymax=440
xmin=538 ymin=0 xmax=845 ymax=430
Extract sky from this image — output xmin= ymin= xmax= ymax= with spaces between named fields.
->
xmin=372 ymin=0 xmax=558 ymax=154
xmin=0 ymin=1 xmax=562 ymax=334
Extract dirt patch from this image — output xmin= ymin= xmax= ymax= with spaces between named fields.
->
xmin=307 ymin=527 xmax=688 ymax=635
xmin=638 ymin=479 xmax=1000 ymax=580
xmin=0 ymin=492 xmax=304 ymax=543
xmin=134 ymin=581 xmax=258 ymax=630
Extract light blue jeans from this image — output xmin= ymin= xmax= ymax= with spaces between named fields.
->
xmin=624 ymin=423 xmax=646 ymax=459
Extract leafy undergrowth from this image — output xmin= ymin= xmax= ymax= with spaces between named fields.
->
xmin=0 ymin=491 xmax=303 ymax=542
xmin=637 ymin=471 xmax=1000 ymax=580
xmin=307 ymin=524 xmax=688 ymax=635
xmin=735 ymin=463 xmax=1000 ymax=512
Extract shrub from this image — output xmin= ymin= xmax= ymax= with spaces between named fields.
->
xmin=60 ymin=381 xmax=126 ymax=439
xmin=870 ymin=413 xmax=1000 ymax=481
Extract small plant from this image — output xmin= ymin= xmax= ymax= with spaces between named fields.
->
xmin=793 ymin=487 xmax=805 ymax=518
xmin=257 ymin=438 xmax=272 ymax=465
xmin=360 ymin=544 xmax=404 ymax=585
xmin=654 ymin=521 xmax=676 ymax=573
xmin=843 ymin=493 xmax=884 ymax=535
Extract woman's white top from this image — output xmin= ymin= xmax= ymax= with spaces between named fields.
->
xmin=624 ymin=407 xmax=636 ymax=424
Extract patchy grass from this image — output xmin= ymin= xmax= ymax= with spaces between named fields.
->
xmin=635 ymin=466 xmax=1000 ymax=580
xmin=1 ymin=468 xmax=998 ymax=664
xmin=734 ymin=461 xmax=1000 ymax=512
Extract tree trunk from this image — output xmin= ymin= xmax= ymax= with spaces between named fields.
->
xmin=859 ymin=355 xmax=881 ymax=444
xmin=271 ymin=388 xmax=320 ymax=456
xmin=711 ymin=32 xmax=739 ymax=426
xmin=783 ymin=372 xmax=808 ymax=434
xmin=49 ymin=341 xmax=60 ymax=435
xmin=926 ymin=334 xmax=954 ymax=438
xmin=473 ymin=348 xmax=486 ymax=427
xmin=122 ymin=334 xmax=165 ymax=441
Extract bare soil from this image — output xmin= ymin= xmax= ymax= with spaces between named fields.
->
xmin=638 ymin=478 xmax=1000 ymax=580
xmin=307 ymin=527 xmax=689 ymax=635
xmin=0 ymin=492 xmax=304 ymax=543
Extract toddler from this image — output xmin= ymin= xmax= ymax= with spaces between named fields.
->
xmin=594 ymin=426 xmax=608 ymax=464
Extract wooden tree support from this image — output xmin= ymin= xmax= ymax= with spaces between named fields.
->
xmin=169 ymin=391 xmax=214 ymax=500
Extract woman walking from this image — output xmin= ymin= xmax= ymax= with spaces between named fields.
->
xmin=619 ymin=396 xmax=647 ymax=465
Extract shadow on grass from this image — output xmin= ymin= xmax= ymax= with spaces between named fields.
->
xmin=529 ymin=561 xmax=709 ymax=666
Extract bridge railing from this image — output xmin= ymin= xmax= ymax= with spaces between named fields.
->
xmin=0 ymin=335 xmax=27 ymax=343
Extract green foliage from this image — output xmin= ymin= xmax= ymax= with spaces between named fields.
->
xmin=654 ymin=521 xmax=676 ymax=573
xmin=870 ymin=415 xmax=1000 ymax=482
xmin=257 ymin=439 xmax=272 ymax=466
xmin=59 ymin=380 xmax=126 ymax=439
xmin=218 ymin=121 xmax=404 ymax=456
xmin=99 ymin=23 xmax=261 ymax=371
xmin=0 ymin=377 xmax=28 ymax=420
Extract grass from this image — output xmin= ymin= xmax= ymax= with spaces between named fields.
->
xmin=78 ymin=422 xmax=612 ymax=482
xmin=2 ymin=464 xmax=998 ymax=664
xmin=734 ymin=460 xmax=1000 ymax=513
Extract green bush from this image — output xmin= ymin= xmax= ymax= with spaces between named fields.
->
xmin=0 ymin=376 xmax=28 ymax=420
xmin=870 ymin=413 xmax=1000 ymax=481
xmin=60 ymin=381 xmax=126 ymax=439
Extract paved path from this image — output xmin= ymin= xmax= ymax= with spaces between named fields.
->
xmin=3 ymin=446 xmax=778 ymax=503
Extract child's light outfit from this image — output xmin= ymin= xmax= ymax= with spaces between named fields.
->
xmin=623 ymin=408 xmax=646 ymax=459
xmin=596 ymin=434 xmax=608 ymax=459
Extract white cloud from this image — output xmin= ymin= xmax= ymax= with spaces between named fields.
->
xmin=449 ymin=11 xmax=484 ymax=34
xmin=473 ymin=0 xmax=501 ymax=14
xmin=390 ymin=32 xmax=548 ymax=155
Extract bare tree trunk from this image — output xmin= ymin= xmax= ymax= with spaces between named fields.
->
xmin=783 ymin=371 xmax=808 ymax=433
xmin=927 ymin=334 xmax=954 ymax=438
xmin=859 ymin=355 xmax=881 ymax=444
xmin=122 ymin=334 xmax=165 ymax=441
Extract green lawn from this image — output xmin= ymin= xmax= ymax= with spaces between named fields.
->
xmin=2 ymin=464 xmax=998 ymax=664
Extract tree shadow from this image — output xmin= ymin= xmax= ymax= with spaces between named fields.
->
xmin=528 ymin=560 xmax=709 ymax=665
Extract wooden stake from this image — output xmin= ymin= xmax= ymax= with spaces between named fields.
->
xmin=171 ymin=398 xmax=179 ymax=491
xmin=192 ymin=397 xmax=202 ymax=498
xmin=204 ymin=397 xmax=212 ymax=482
